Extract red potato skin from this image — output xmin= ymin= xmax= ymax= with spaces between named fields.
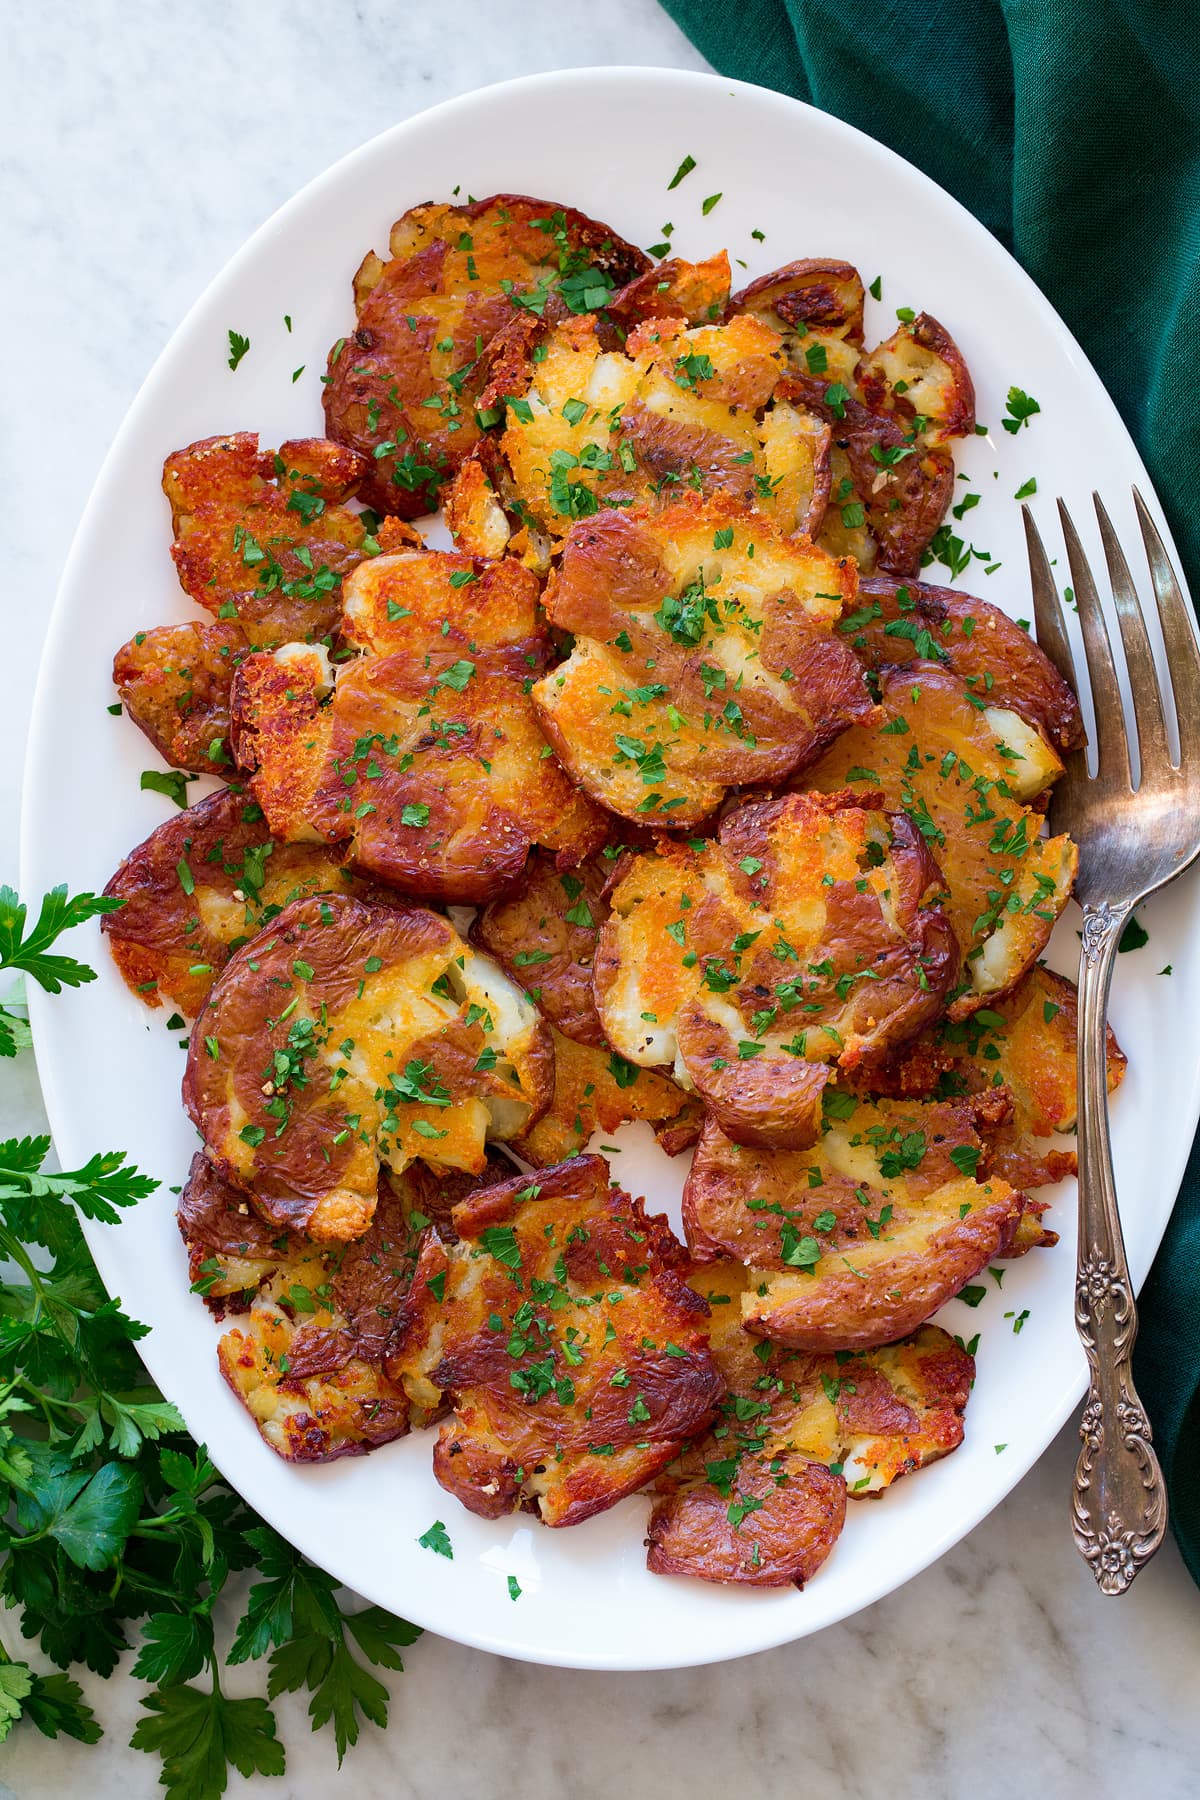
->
xmin=230 ymin=644 xmax=609 ymax=906
xmin=728 ymin=259 xmax=866 ymax=345
xmin=183 ymin=892 xmax=552 ymax=1241
xmin=851 ymin=572 xmax=1085 ymax=754
xmin=101 ymin=785 xmax=369 ymax=1017
xmin=606 ymin=252 xmax=731 ymax=330
xmin=728 ymin=268 xmax=972 ymax=576
xmin=113 ymin=621 xmax=245 ymax=774
xmin=681 ymin=1100 xmax=1029 ymax=1350
xmin=647 ymin=1457 xmax=846 ymax=1588
xmin=473 ymin=848 xmax=614 ymax=1047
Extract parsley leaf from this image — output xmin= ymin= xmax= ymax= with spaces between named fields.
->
xmin=140 ymin=769 xmax=197 ymax=810
xmin=132 ymin=1684 xmax=284 ymax=1796
xmin=0 ymin=885 xmax=122 ymax=992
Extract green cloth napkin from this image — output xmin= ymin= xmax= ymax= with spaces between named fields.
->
xmin=662 ymin=0 xmax=1200 ymax=1582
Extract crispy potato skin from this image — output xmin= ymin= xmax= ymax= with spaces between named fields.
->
xmin=102 ymin=787 xmax=368 ymax=1017
xmin=594 ymin=790 xmax=958 ymax=1149
xmin=322 ymin=195 xmax=649 ymax=516
xmin=163 ymin=434 xmax=371 ymax=647
xmin=682 ymin=1102 xmax=1024 ymax=1349
xmin=647 ymin=1260 xmax=973 ymax=1585
xmin=231 ymin=643 xmax=607 ymax=903
xmin=647 ymin=1455 xmax=846 ymax=1588
xmin=340 ymin=547 xmax=547 ymax=671
xmin=182 ymin=1164 xmax=428 ymax=1461
xmin=442 ymin=452 xmax=514 ymax=559
xmin=498 ymin=311 xmax=831 ymax=544
xmin=728 ymin=260 xmax=866 ymax=386
xmin=533 ymin=496 xmax=871 ymax=827
xmin=516 ymin=1029 xmax=702 ymax=1165
xmin=850 ymin=572 xmax=1084 ymax=754
xmin=860 ymin=962 xmax=1122 ymax=1203
xmin=729 ymin=268 xmax=972 ymax=575
xmin=473 ymin=848 xmax=613 ymax=1045
xmin=183 ymin=893 xmax=552 ymax=1241
xmin=113 ymin=621 xmax=245 ymax=774
xmin=798 ymin=663 xmax=1077 ymax=1013
xmin=386 ymin=1155 xmax=723 ymax=1527
xmin=606 ymin=252 xmax=731 ymax=330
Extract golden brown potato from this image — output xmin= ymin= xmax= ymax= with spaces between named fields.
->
xmin=322 ymin=195 xmax=650 ymax=517
xmin=729 ymin=267 xmax=974 ymax=576
xmin=857 ymin=313 xmax=976 ymax=447
xmin=386 ymin=1154 xmax=723 ymax=1527
xmin=230 ymin=640 xmax=608 ymax=904
xmin=339 ymin=544 xmax=547 ymax=671
xmin=728 ymin=259 xmax=866 ymax=387
xmin=798 ymin=664 xmax=1077 ymax=1014
xmin=606 ymin=252 xmax=731 ymax=330
xmin=860 ymin=962 xmax=1123 ymax=1201
xmin=101 ymin=786 xmax=372 ymax=1017
xmin=113 ymin=621 xmax=246 ymax=774
xmin=847 ymin=572 xmax=1085 ymax=755
xmin=473 ymin=847 xmax=616 ymax=1046
xmin=646 ymin=1260 xmax=974 ymax=1585
xmin=495 ymin=311 xmax=831 ymax=546
xmin=515 ymin=1029 xmax=702 ymax=1165
xmin=163 ymin=434 xmax=372 ymax=647
xmin=681 ymin=1099 xmax=1025 ymax=1349
xmin=441 ymin=449 xmax=514 ymax=559
xmin=178 ymin=1160 xmax=427 ymax=1461
xmin=594 ymin=791 xmax=958 ymax=1150
xmin=183 ymin=893 xmax=552 ymax=1242
xmin=177 ymin=1141 xmax=510 ymax=1306
xmin=532 ymin=496 xmax=872 ymax=828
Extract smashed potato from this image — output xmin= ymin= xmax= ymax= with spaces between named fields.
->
xmin=647 ymin=1261 xmax=973 ymax=1585
xmin=607 ymin=252 xmax=731 ymax=331
xmin=861 ymin=962 xmax=1123 ymax=1199
xmin=230 ymin=639 xmax=607 ymax=904
xmin=594 ymin=791 xmax=957 ymax=1149
xmin=387 ymin=1155 xmax=722 ymax=1526
xmin=531 ymin=497 xmax=871 ymax=827
xmin=515 ymin=1029 xmax=702 ymax=1166
xmin=847 ymin=572 xmax=1084 ymax=755
xmin=798 ymin=664 xmax=1077 ymax=1014
xmin=340 ymin=543 xmax=547 ymax=671
xmin=729 ymin=265 xmax=974 ymax=574
xmin=322 ymin=195 xmax=649 ymax=516
xmin=183 ymin=893 xmax=552 ymax=1241
xmin=102 ymin=787 xmax=369 ymax=1017
xmin=179 ymin=1157 xmax=423 ymax=1460
xmin=682 ymin=1098 xmax=1025 ymax=1349
xmin=163 ymin=434 xmax=372 ymax=647
xmin=473 ymin=847 xmax=617 ymax=1046
xmin=113 ymin=621 xmax=245 ymax=774
xmin=494 ymin=312 xmax=830 ymax=552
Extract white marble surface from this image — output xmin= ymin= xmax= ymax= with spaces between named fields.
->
xmin=2 ymin=4 xmax=1199 ymax=1795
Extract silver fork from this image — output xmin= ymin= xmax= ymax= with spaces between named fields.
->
xmin=1023 ymin=491 xmax=1200 ymax=1594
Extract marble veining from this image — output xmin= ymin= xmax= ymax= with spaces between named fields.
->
xmin=3 ymin=3 xmax=1200 ymax=1795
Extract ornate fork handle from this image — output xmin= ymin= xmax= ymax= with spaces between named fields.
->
xmin=1072 ymin=902 xmax=1168 ymax=1591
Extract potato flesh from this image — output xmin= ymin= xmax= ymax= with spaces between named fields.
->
xmin=500 ymin=313 xmax=829 ymax=542
xmin=798 ymin=664 xmax=1076 ymax=1009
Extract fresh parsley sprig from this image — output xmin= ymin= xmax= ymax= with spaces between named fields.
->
xmin=0 ymin=886 xmax=421 ymax=1791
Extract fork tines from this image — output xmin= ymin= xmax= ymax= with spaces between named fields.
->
xmin=1022 ymin=491 xmax=1200 ymax=788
